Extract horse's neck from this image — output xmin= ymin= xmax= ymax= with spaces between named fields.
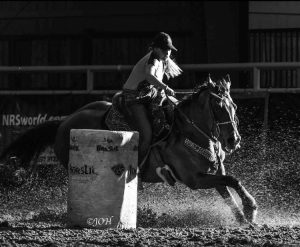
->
xmin=176 ymin=94 xmax=213 ymax=137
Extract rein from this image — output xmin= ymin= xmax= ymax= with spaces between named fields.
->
xmin=166 ymin=94 xmax=217 ymax=143
xmin=166 ymin=94 xmax=220 ymax=166
xmin=148 ymin=91 xmax=236 ymax=166
xmin=176 ymin=106 xmax=218 ymax=143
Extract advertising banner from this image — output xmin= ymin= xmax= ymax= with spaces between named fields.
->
xmin=0 ymin=94 xmax=105 ymax=166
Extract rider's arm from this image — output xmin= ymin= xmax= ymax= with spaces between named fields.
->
xmin=145 ymin=62 xmax=169 ymax=91
xmin=145 ymin=62 xmax=175 ymax=96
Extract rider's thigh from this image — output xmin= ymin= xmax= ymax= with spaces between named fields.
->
xmin=128 ymin=104 xmax=152 ymax=143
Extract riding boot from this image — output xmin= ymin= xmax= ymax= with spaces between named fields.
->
xmin=138 ymin=176 xmax=144 ymax=191
xmin=137 ymin=148 xmax=150 ymax=191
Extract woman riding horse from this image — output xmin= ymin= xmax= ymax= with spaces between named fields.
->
xmin=0 ymin=75 xmax=258 ymax=226
xmin=122 ymin=32 xmax=182 ymax=168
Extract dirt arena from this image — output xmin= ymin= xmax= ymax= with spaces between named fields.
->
xmin=0 ymin=94 xmax=299 ymax=246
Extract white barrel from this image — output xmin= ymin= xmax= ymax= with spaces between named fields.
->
xmin=67 ymin=129 xmax=139 ymax=229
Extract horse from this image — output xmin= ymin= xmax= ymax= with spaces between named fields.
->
xmin=0 ymin=77 xmax=258 ymax=226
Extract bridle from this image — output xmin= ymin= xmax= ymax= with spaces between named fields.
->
xmin=209 ymin=92 xmax=239 ymax=139
xmin=167 ymin=89 xmax=238 ymax=145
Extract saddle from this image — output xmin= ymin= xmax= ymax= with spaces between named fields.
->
xmin=105 ymin=91 xmax=175 ymax=140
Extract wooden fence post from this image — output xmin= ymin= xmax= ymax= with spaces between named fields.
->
xmin=253 ymin=67 xmax=260 ymax=90
xmin=87 ymin=69 xmax=94 ymax=92
xmin=262 ymin=92 xmax=269 ymax=156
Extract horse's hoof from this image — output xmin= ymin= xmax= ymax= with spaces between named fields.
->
xmin=248 ymin=222 xmax=260 ymax=229
xmin=235 ymin=213 xmax=247 ymax=226
xmin=245 ymin=207 xmax=258 ymax=224
xmin=240 ymin=221 xmax=259 ymax=229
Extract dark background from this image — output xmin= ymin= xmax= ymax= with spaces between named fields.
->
xmin=0 ymin=1 xmax=299 ymax=89
xmin=0 ymin=3 xmax=299 ymax=242
xmin=0 ymin=1 xmax=250 ymax=90
xmin=0 ymin=1 xmax=245 ymax=154
xmin=0 ymin=1 xmax=299 ymax=160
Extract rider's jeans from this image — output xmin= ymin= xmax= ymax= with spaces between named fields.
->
xmin=126 ymin=103 xmax=152 ymax=166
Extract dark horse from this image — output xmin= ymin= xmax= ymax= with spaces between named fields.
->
xmin=0 ymin=77 xmax=257 ymax=225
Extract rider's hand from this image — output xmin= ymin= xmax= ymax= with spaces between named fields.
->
xmin=165 ymin=86 xmax=175 ymax=96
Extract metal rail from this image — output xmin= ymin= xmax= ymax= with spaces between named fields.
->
xmin=0 ymin=62 xmax=300 ymax=95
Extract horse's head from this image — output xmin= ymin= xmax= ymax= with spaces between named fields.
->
xmin=207 ymin=75 xmax=241 ymax=153
xmin=178 ymin=74 xmax=240 ymax=154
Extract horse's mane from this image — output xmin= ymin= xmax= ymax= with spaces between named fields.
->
xmin=179 ymin=81 xmax=215 ymax=107
xmin=179 ymin=77 xmax=230 ymax=107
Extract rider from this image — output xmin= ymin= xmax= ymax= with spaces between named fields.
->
xmin=122 ymin=32 xmax=182 ymax=169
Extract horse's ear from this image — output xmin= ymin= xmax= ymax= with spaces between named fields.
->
xmin=226 ymin=74 xmax=231 ymax=83
xmin=207 ymin=74 xmax=215 ymax=88
xmin=225 ymin=74 xmax=231 ymax=89
xmin=217 ymin=78 xmax=228 ymax=94
xmin=221 ymin=77 xmax=231 ymax=92
xmin=208 ymin=74 xmax=213 ymax=84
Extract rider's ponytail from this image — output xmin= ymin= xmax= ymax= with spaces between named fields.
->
xmin=164 ymin=58 xmax=182 ymax=79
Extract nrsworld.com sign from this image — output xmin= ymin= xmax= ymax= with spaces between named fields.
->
xmin=2 ymin=113 xmax=66 ymax=127
xmin=0 ymin=94 xmax=99 ymax=166
xmin=0 ymin=113 xmax=67 ymax=166
xmin=0 ymin=95 xmax=77 ymax=166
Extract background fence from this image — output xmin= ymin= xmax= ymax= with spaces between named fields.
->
xmin=250 ymin=29 xmax=300 ymax=88
xmin=0 ymin=62 xmax=300 ymax=95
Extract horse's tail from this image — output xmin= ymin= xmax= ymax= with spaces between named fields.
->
xmin=0 ymin=120 xmax=62 ymax=168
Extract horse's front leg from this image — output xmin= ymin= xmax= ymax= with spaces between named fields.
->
xmin=215 ymin=185 xmax=246 ymax=225
xmin=228 ymin=176 xmax=258 ymax=224
xmin=196 ymin=174 xmax=258 ymax=224
xmin=214 ymin=162 xmax=246 ymax=225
